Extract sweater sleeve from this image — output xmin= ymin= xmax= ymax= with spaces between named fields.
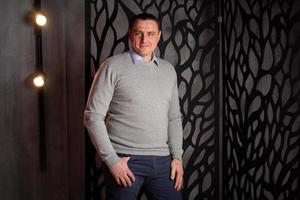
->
xmin=84 ymin=62 xmax=119 ymax=167
xmin=168 ymin=75 xmax=184 ymax=161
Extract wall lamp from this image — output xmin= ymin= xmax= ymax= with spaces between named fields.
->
xmin=35 ymin=12 xmax=47 ymax=27
xmin=33 ymin=72 xmax=47 ymax=88
xmin=32 ymin=0 xmax=47 ymax=172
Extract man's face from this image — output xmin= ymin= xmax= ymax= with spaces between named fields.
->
xmin=129 ymin=19 xmax=161 ymax=62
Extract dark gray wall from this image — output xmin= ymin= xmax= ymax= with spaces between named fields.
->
xmin=0 ymin=0 xmax=85 ymax=199
xmin=0 ymin=1 xmax=41 ymax=199
xmin=223 ymin=0 xmax=300 ymax=199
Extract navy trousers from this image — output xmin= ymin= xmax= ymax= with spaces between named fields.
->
xmin=105 ymin=155 xmax=182 ymax=200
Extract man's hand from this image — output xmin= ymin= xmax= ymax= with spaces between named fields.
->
xmin=170 ymin=159 xmax=184 ymax=191
xmin=108 ymin=157 xmax=135 ymax=187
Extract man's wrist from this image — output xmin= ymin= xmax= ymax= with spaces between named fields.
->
xmin=105 ymin=152 xmax=120 ymax=167
xmin=172 ymin=155 xmax=182 ymax=162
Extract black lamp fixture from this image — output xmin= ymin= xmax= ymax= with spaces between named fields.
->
xmin=32 ymin=0 xmax=47 ymax=172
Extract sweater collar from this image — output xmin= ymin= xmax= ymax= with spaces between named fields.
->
xmin=129 ymin=50 xmax=159 ymax=66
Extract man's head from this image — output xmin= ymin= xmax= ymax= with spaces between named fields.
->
xmin=128 ymin=13 xmax=161 ymax=62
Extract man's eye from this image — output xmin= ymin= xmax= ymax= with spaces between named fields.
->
xmin=135 ymin=32 xmax=142 ymax=36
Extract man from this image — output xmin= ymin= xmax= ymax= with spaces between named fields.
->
xmin=84 ymin=13 xmax=183 ymax=200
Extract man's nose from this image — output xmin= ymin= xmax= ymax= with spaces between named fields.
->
xmin=140 ymin=34 xmax=146 ymax=42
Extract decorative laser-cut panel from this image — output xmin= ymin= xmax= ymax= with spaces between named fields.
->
xmin=86 ymin=0 xmax=219 ymax=199
xmin=223 ymin=0 xmax=300 ymax=199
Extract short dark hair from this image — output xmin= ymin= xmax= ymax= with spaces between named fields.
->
xmin=129 ymin=13 xmax=160 ymax=31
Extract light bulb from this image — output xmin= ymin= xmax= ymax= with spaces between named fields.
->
xmin=33 ymin=74 xmax=46 ymax=88
xmin=35 ymin=13 xmax=47 ymax=26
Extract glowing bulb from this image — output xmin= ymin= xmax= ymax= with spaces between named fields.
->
xmin=33 ymin=74 xmax=46 ymax=87
xmin=35 ymin=13 xmax=47 ymax=26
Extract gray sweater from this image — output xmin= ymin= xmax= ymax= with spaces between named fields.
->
xmin=84 ymin=52 xmax=183 ymax=167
